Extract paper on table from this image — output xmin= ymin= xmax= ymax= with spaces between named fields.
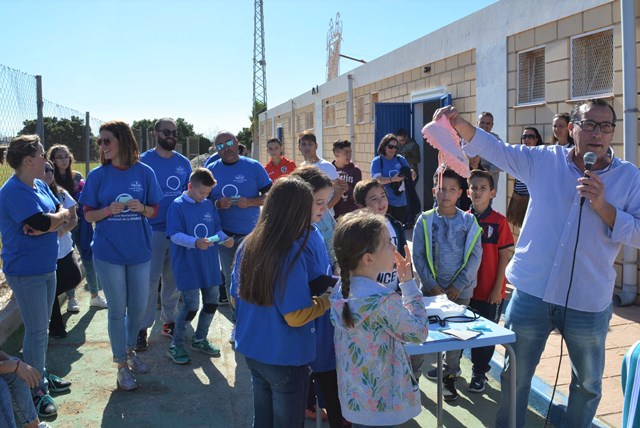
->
xmin=440 ymin=329 xmax=482 ymax=340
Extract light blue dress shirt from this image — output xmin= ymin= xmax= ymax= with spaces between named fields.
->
xmin=463 ymin=128 xmax=640 ymax=312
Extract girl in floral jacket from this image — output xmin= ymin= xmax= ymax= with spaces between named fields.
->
xmin=330 ymin=211 xmax=429 ymax=427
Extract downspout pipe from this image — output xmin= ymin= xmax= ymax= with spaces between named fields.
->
xmin=291 ymin=99 xmax=296 ymax=162
xmin=347 ymin=74 xmax=355 ymax=145
xmin=613 ymin=0 xmax=638 ymax=306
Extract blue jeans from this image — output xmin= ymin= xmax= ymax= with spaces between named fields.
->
xmin=172 ymin=286 xmax=219 ymax=347
xmin=82 ymin=254 xmax=102 ymax=295
xmin=0 ymin=372 xmax=38 ymax=427
xmin=94 ymin=258 xmax=151 ymax=363
xmin=142 ymin=231 xmax=179 ymax=329
xmin=245 ymin=357 xmax=309 ymax=428
xmin=496 ymin=289 xmax=612 ymax=428
xmin=7 ymin=272 xmax=56 ymax=392
xmin=218 ymin=235 xmax=244 ymax=323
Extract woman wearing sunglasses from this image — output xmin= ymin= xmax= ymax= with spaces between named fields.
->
xmin=506 ymin=127 xmax=544 ymax=228
xmin=370 ymin=133 xmax=413 ymax=224
xmin=80 ymin=121 xmax=162 ymax=391
xmin=0 ymin=135 xmax=73 ymax=418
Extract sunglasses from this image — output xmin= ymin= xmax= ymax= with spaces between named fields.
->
xmin=158 ymin=129 xmax=177 ymax=137
xmin=97 ymin=138 xmax=112 ymax=147
xmin=45 ymin=168 xmax=54 ymax=173
xmin=521 ymin=134 xmax=536 ymax=140
xmin=386 ymin=144 xmax=398 ymax=150
xmin=216 ymin=140 xmax=235 ymax=152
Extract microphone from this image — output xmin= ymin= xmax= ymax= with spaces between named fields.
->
xmin=580 ymin=152 xmax=597 ymax=206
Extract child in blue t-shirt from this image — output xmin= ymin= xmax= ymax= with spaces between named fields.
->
xmin=165 ymin=168 xmax=234 ymax=364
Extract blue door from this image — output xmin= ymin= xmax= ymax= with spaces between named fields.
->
xmin=374 ymin=103 xmax=411 ymax=153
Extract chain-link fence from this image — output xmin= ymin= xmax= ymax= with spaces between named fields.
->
xmin=0 ymin=64 xmax=103 ymax=184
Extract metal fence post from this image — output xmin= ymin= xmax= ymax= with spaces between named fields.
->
xmin=36 ymin=75 xmax=44 ymax=145
xmin=85 ymin=111 xmax=91 ymax=173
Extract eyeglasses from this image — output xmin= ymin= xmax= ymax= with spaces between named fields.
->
xmin=158 ymin=129 xmax=177 ymax=137
xmin=574 ymin=120 xmax=615 ymax=134
xmin=386 ymin=144 xmax=398 ymax=150
xmin=521 ymin=134 xmax=536 ymax=140
xmin=54 ymin=155 xmax=70 ymax=160
xmin=97 ymin=138 xmax=112 ymax=147
xmin=216 ymin=140 xmax=235 ymax=152
xmin=45 ymin=168 xmax=54 ymax=173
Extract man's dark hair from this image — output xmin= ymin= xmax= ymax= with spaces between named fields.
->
xmin=570 ymin=99 xmax=617 ymax=123
xmin=479 ymin=111 xmax=494 ymax=120
xmin=396 ymin=128 xmax=408 ymax=137
xmin=267 ymin=138 xmax=282 ymax=146
xmin=332 ymin=140 xmax=351 ymax=153
xmin=298 ymin=130 xmax=316 ymax=144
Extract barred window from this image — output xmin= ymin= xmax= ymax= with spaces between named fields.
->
xmin=571 ymin=29 xmax=613 ymax=98
xmin=355 ymin=96 xmax=365 ymax=124
xmin=324 ymin=104 xmax=336 ymax=127
xmin=305 ymin=111 xmax=314 ymax=129
xmin=296 ymin=113 xmax=303 ymax=132
xmin=517 ymin=47 xmax=545 ymax=104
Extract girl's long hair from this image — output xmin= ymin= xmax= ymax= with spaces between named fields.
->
xmin=47 ymin=144 xmax=76 ymax=195
xmin=333 ymin=210 xmax=386 ymax=328
xmin=238 ymin=176 xmax=314 ymax=306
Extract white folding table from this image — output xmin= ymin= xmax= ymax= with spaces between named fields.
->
xmin=405 ymin=312 xmax=516 ymax=428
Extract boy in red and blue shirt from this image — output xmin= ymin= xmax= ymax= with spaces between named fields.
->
xmin=466 ymin=169 xmax=514 ymax=393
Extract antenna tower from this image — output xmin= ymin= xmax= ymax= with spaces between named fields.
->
xmin=253 ymin=0 xmax=267 ymax=145
xmin=326 ymin=13 xmax=343 ymax=81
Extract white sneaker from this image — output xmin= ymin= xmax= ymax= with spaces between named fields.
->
xmin=228 ymin=326 xmax=236 ymax=344
xmin=90 ymin=295 xmax=108 ymax=308
xmin=67 ymin=297 xmax=80 ymax=313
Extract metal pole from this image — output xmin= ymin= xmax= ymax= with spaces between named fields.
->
xmin=36 ymin=75 xmax=44 ymax=145
xmin=85 ymin=112 xmax=90 ymax=175
xmin=347 ymin=74 xmax=355 ymax=145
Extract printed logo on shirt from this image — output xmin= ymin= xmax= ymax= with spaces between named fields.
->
xmin=389 ymin=169 xmax=400 ymax=177
xmin=377 ymin=270 xmax=398 ymax=289
xmin=193 ymin=223 xmax=210 ymax=238
xmin=233 ymin=174 xmax=247 ymax=184
xmin=116 ymin=193 xmax=133 ymax=213
xmin=165 ymin=176 xmax=182 ymax=192
xmin=129 ymin=181 xmax=143 ymax=195
xmin=221 ymin=184 xmax=240 ymax=197
xmin=280 ymin=165 xmax=288 ymax=173
xmin=175 ymin=165 xmax=187 ymax=177
xmin=203 ymin=212 xmax=213 ymax=223
xmin=484 ymin=225 xmax=494 ymax=239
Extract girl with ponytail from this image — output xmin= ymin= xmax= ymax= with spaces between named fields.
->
xmin=330 ymin=210 xmax=429 ymax=427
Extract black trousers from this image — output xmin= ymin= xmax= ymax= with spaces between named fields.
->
xmin=49 ymin=251 xmax=82 ymax=331
xmin=306 ymin=370 xmax=344 ymax=428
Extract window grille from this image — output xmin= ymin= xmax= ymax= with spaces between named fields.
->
xmin=355 ymin=96 xmax=365 ymax=123
xmin=324 ymin=104 xmax=336 ymax=127
xmin=306 ymin=111 xmax=314 ymax=129
xmin=571 ymin=29 xmax=613 ymax=98
xmin=518 ymin=48 xmax=545 ymax=104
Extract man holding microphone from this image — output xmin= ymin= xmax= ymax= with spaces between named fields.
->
xmin=435 ymin=99 xmax=640 ymax=428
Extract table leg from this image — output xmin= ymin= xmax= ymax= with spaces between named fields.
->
xmin=437 ymin=352 xmax=443 ymax=428
xmin=503 ymin=344 xmax=516 ymax=428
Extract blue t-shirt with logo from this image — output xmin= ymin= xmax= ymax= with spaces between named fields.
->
xmin=166 ymin=193 xmax=223 ymax=291
xmin=231 ymin=236 xmax=316 ymax=366
xmin=208 ymin=157 xmax=272 ymax=235
xmin=305 ymin=225 xmax=336 ymax=372
xmin=370 ymin=154 xmax=410 ymax=207
xmin=80 ymin=162 xmax=162 ymax=265
xmin=0 ymin=177 xmax=59 ymax=276
xmin=140 ymin=149 xmax=191 ymax=232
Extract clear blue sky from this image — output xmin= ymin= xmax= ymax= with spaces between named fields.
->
xmin=2 ymin=0 xmax=496 ymax=138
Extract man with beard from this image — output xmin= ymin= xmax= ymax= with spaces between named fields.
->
xmin=207 ymin=131 xmax=272 ymax=343
xmin=137 ymin=118 xmax=192 ymax=351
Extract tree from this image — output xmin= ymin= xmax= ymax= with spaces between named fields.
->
xmin=236 ymin=127 xmax=252 ymax=151
xmin=19 ymin=116 xmax=98 ymax=161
